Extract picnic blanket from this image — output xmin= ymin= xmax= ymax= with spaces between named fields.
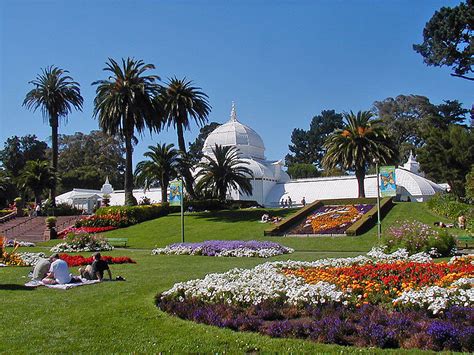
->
xmin=25 ymin=278 xmax=100 ymax=290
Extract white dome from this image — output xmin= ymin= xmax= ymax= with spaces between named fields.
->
xmin=203 ymin=103 xmax=265 ymax=160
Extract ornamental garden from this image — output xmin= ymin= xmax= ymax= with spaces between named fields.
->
xmin=1 ymin=200 xmax=473 ymax=352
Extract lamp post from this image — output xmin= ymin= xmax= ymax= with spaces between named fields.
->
xmin=373 ymin=158 xmax=382 ymax=243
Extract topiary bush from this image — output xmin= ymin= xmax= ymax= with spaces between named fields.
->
xmin=427 ymin=193 xmax=472 ymax=219
xmin=383 ymin=220 xmax=456 ymax=256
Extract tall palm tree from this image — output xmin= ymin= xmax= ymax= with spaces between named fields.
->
xmin=23 ymin=66 xmax=83 ymax=207
xmin=92 ymin=58 xmax=161 ymax=205
xmin=134 ymin=143 xmax=180 ymax=203
xmin=196 ymin=144 xmax=253 ymax=201
xmin=158 ymin=77 xmax=211 ymax=198
xmin=20 ymin=160 xmax=56 ymax=206
xmin=322 ymin=111 xmax=398 ymax=198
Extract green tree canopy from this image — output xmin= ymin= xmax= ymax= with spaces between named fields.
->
xmin=413 ymin=0 xmax=474 ymax=81
xmin=188 ymin=122 xmax=221 ymax=165
xmin=466 ymin=165 xmax=474 ymax=201
xmin=0 ymin=135 xmax=48 ymax=178
xmin=19 ymin=160 xmax=56 ymax=205
xmin=286 ymin=163 xmax=319 ymax=179
xmin=196 ymin=144 xmax=253 ymax=201
xmin=158 ymin=77 xmax=211 ymax=198
xmin=57 ymin=130 xmax=125 ymax=192
xmin=373 ymin=95 xmax=437 ymax=161
xmin=322 ymin=111 xmax=398 ymax=198
xmin=134 ymin=143 xmax=180 ymax=203
xmin=23 ymin=66 xmax=83 ymax=207
xmin=417 ymin=124 xmax=474 ymax=197
xmin=92 ymin=57 xmax=161 ymax=205
xmin=286 ymin=110 xmax=343 ymax=168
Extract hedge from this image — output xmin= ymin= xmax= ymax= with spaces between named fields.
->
xmin=95 ymin=204 xmax=169 ymax=225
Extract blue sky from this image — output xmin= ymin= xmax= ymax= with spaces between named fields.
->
xmin=0 ymin=0 xmax=471 ymax=165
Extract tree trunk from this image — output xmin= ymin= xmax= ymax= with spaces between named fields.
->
xmin=176 ymin=122 xmax=196 ymax=198
xmin=50 ymin=119 xmax=58 ymax=207
xmin=124 ymin=134 xmax=137 ymax=206
xmin=355 ymin=168 xmax=366 ymax=198
xmin=161 ymin=178 xmax=168 ymax=204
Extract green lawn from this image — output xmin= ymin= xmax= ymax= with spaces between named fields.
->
xmin=0 ymin=202 xmax=457 ymax=353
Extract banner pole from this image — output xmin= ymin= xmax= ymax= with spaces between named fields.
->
xmin=181 ymin=177 xmax=184 ymax=243
xmin=376 ymin=162 xmax=381 ymax=243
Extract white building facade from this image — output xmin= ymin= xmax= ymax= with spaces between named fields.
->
xmin=56 ymin=103 xmax=446 ymax=210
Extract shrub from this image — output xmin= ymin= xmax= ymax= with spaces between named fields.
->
xmin=42 ymin=202 xmax=82 ymax=216
xmin=45 ymin=216 xmax=57 ymax=228
xmin=427 ymin=193 xmax=472 ymax=219
xmin=384 ymin=220 xmax=456 ymax=256
xmin=88 ymin=204 xmax=169 ymax=227
xmin=182 ymin=199 xmax=261 ymax=212
xmin=50 ymin=232 xmax=113 ymax=253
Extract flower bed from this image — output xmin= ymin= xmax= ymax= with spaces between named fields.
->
xmin=157 ymin=250 xmax=474 ymax=351
xmin=58 ymin=254 xmax=136 ymax=267
xmin=50 ymin=233 xmax=113 ymax=253
xmin=5 ymin=240 xmax=35 ymax=247
xmin=58 ymin=226 xmax=116 ymax=238
xmin=384 ymin=220 xmax=456 ymax=256
xmin=288 ymin=204 xmax=373 ymax=234
xmin=152 ymin=240 xmax=294 ymax=258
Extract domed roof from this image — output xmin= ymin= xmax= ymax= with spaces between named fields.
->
xmin=203 ymin=103 xmax=265 ymax=160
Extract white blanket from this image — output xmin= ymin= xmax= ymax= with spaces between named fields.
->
xmin=25 ymin=278 xmax=100 ymax=290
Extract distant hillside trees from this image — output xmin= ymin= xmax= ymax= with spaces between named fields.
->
xmin=57 ymin=130 xmax=126 ymax=193
xmin=286 ymin=110 xmax=343 ymax=177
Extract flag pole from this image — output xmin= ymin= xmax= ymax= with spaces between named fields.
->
xmin=181 ymin=177 xmax=185 ymax=243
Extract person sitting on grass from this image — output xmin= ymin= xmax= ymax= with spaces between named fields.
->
xmin=79 ymin=252 xmax=112 ymax=282
xmin=42 ymin=254 xmax=72 ymax=285
xmin=31 ymin=256 xmax=51 ymax=281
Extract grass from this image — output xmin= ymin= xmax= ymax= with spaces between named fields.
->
xmin=0 ymin=202 xmax=460 ymax=353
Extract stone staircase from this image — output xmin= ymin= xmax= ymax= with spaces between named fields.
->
xmin=0 ymin=215 xmax=83 ymax=242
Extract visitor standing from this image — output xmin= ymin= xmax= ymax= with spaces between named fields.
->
xmin=458 ymin=215 xmax=466 ymax=229
xmin=288 ymin=196 xmax=293 ymax=208
xmin=301 ymin=197 xmax=306 ymax=207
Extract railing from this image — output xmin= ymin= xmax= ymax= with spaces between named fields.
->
xmin=2 ymin=217 xmax=38 ymax=238
xmin=56 ymin=215 xmax=82 ymax=233
xmin=0 ymin=211 xmax=16 ymax=224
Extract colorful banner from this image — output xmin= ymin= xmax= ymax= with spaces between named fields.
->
xmin=379 ymin=166 xmax=396 ymax=197
xmin=169 ymin=181 xmax=183 ymax=206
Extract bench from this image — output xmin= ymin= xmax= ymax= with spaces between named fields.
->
xmin=106 ymin=238 xmax=129 ymax=247
xmin=457 ymin=235 xmax=474 ymax=248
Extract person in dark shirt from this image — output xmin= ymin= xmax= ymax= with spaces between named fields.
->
xmin=79 ymin=252 xmax=112 ymax=281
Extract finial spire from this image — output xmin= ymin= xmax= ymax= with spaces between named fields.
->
xmin=230 ymin=101 xmax=238 ymax=122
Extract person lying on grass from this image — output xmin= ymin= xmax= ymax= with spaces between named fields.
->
xmin=78 ymin=252 xmax=112 ymax=282
xmin=42 ymin=253 xmax=72 ymax=285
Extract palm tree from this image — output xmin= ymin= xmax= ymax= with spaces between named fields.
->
xmin=134 ymin=143 xmax=180 ymax=203
xmin=23 ymin=66 xmax=83 ymax=207
xmin=92 ymin=58 xmax=161 ymax=205
xmin=20 ymin=160 xmax=56 ymax=206
xmin=196 ymin=144 xmax=253 ymax=201
xmin=322 ymin=111 xmax=398 ymax=198
xmin=159 ymin=77 xmax=211 ymax=198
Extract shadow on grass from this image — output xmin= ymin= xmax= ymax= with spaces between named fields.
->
xmin=0 ymin=284 xmax=35 ymax=291
xmin=191 ymin=209 xmax=298 ymax=223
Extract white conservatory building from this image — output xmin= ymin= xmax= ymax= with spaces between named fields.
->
xmin=56 ymin=103 xmax=446 ymax=210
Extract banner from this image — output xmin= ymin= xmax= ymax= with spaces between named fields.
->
xmin=379 ymin=166 xmax=396 ymax=197
xmin=169 ymin=181 xmax=183 ymax=206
